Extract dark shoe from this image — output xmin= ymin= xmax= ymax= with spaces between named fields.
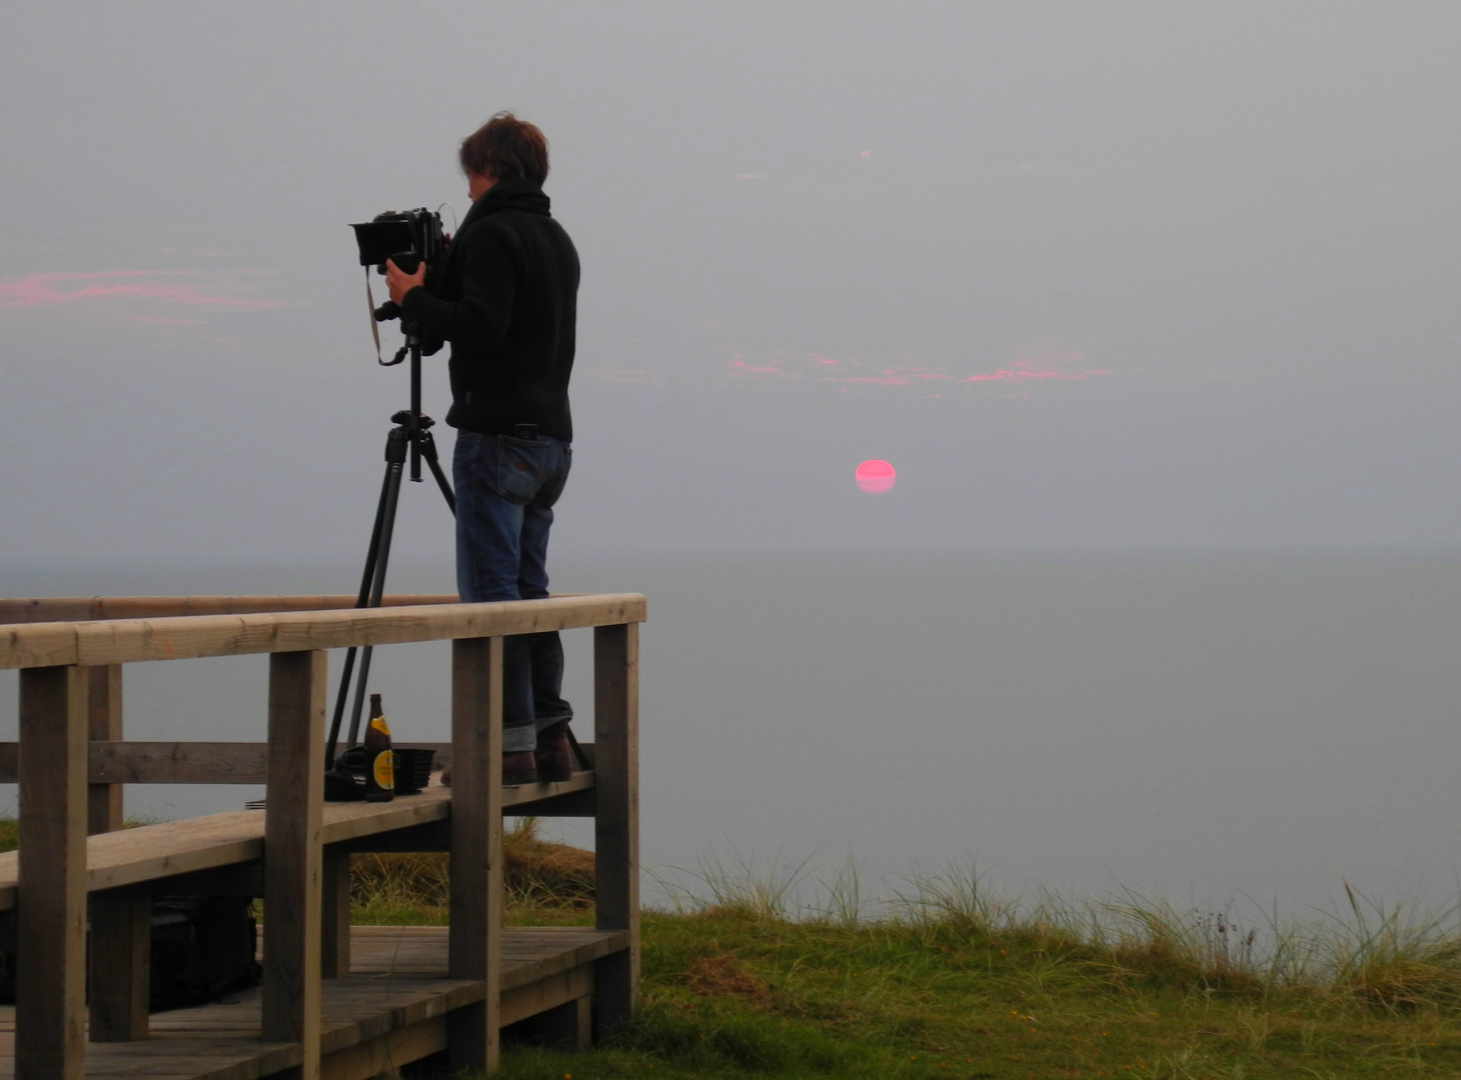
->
xmin=502 ymin=750 xmax=538 ymax=786
xmin=534 ymin=721 xmax=574 ymax=783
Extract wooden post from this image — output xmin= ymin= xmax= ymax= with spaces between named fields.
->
xmin=530 ymin=996 xmax=593 ymax=1050
xmin=320 ymin=850 xmax=352 ymax=978
xmin=87 ymin=894 xmax=150 ymax=1042
xmin=448 ymin=636 xmax=503 ymax=1075
xmin=84 ymin=663 xmax=151 ymax=1041
xmin=593 ymin=622 xmax=639 ymax=1037
xmin=86 ymin=664 xmax=124 ymax=834
xmin=261 ymin=650 xmax=326 ymax=1080
xmin=16 ymin=665 xmax=89 ymax=1080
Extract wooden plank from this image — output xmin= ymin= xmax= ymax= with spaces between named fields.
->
xmin=16 ymin=664 xmax=89 ymax=1080
xmin=13 ymin=594 xmax=643 ymax=669
xmin=0 ymin=811 xmax=266 ymax=906
xmin=0 ymin=595 xmax=460 ymax=625
xmin=499 ymin=930 xmax=631 ymax=992
xmin=316 ymin=981 xmax=484 ymax=1055
xmin=447 ymin=636 xmax=504 ymax=1075
xmin=260 ymin=650 xmax=326 ymax=1079
xmin=510 ymin=786 xmax=595 ymax=817
xmin=320 ymin=1014 xmax=445 ymax=1080
xmin=0 ymin=774 xmax=596 ymax=912
xmin=318 ymin=788 xmax=452 ymax=846
xmin=594 ymin=622 xmax=641 ymax=1036
xmin=0 ymin=742 xmax=268 ymax=785
xmin=75 ymin=594 xmax=647 ymax=667
xmin=344 ymin=925 xmax=628 ymax=990
xmin=86 ymin=665 xmax=124 ymax=834
xmin=321 ymin=852 xmax=351 ymax=979
xmin=99 ymin=859 xmax=263 ymax=899
xmin=20 ymin=1036 xmax=301 ymax=1080
xmin=91 ymin=742 xmax=268 ymax=785
xmin=501 ymin=965 xmax=594 ymax=1030
xmin=87 ymin=894 xmax=150 ymax=1042
xmin=0 ymin=623 xmax=77 ymax=670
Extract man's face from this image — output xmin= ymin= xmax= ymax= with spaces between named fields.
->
xmin=467 ymin=171 xmax=496 ymax=202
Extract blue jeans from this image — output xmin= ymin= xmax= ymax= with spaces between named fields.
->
xmin=453 ymin=430 xmax=573 ymax=753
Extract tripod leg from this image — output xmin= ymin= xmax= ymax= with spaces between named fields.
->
xmin=325 ymin=457 xmax=397 ymax=767
xmin=356 ymin=458 xmax=395 ymax=603
xmin=344 ymin=449 xmax=406 ymax=749
xmin=419 ymin=429 xmax=457 ymax=515
xmin=329 ymin=427 xmax=410 ymax=766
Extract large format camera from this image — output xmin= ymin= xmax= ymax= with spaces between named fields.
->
xmin=350 ymin=207 xmax=445 ymax=277
xmin=349 ymin=207 xmax=445 ymax=332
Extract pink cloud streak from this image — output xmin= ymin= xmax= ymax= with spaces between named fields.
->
xmin=0 ymin=270 xmax=283 ymax=309
xmin=963 ymin=358 xmax=1110 ymax=383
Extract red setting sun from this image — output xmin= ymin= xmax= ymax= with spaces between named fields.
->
xmin=855 ymin=459 xmax=896 ymax=494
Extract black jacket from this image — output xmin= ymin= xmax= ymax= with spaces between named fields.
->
xmin=401 ymin=178 xmax=579 ymax=441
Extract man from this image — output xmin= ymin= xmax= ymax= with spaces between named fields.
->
xmin=385 ymin=112 xmax=579 ymax=785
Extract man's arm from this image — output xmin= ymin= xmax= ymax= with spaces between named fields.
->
xmin=394 ymin=232 xmax=517 ymax=352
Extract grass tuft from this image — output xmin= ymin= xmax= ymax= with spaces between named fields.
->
xmin=1319 ymin=881 xmax=1461 ymax=1013
xmin=350 ymin=817 xmax=595 ymax=925
xmin=684 ymin=950 xmax=772 ymax=1005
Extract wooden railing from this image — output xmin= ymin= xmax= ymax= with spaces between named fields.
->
xmin=0 ymin=592 xmax=645 ymax=1079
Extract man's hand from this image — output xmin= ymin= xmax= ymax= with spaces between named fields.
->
xmin=385 ymin=258 xmax=427 ymax=306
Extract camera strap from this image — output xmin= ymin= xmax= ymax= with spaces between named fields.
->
xmin=365 ymin=268 xmax=383 ymax=364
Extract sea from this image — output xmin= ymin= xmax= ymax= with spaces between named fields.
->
xmin=3 ymin=548 xmax=1460 ymax=921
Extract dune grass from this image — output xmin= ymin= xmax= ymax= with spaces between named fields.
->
xmin=9 ymin=819 xmax=1461 ymax=1075
xmin=486 ymin=857 xmax=1461 ymax=1079
xmin=348 ymin=817 xmax=595 ymax=928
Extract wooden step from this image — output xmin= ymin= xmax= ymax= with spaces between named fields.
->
xmin=0 ymin=925 xmax=627 ymax=1079
xmin=0 ymin=775 xmax=595 ymax=912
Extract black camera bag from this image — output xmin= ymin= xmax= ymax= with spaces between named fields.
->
xmin=0 ymin=895 xmax=261 ymax=1010
xmin=148 ymin=896 xmax=261 ymax=1011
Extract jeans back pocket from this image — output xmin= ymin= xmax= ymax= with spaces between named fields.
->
xmin=494 ymin=435 xmax=554 ymax=504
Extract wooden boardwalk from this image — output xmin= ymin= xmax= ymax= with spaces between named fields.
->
xmin=0 ymin=593 xmax=644 ymax=1078
xmin=0 ymin=926 xmax=628 ymax=1079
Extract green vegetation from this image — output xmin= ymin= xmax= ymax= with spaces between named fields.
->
xmin=11 ymin=820 xmax=1461 ymax=1075
xmin=486 ymin=853 xmax=1461 ymax=1079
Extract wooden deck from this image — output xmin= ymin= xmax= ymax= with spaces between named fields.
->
xmin=0 ymin=593 xmax=643 ymax=1077
xmin=0 ymin=926 xmax=627 ymax=1079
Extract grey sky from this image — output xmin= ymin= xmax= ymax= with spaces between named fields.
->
xmin=3 ymin=2 xmax=1459 ymax=559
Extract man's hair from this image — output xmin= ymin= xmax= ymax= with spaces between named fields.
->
xmin=459 ymin=112 xmax=550 ymax=185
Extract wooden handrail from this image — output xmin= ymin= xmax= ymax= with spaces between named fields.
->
xmin=0 ymin=593 xmax=646 ymax=669
xmin=0 ymin=594 xmax=462 ymax=625
xmin=3 ymin=590 xmax=642 ymax=1077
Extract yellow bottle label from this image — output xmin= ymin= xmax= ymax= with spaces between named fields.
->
xmin=373 ymin=750 xmax=395 ymax=789
xmin=370 ymin=715 xmax=391 ymax=736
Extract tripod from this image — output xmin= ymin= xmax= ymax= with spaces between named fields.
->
xmin=324 ymin=314 xmax=455 ymax=791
